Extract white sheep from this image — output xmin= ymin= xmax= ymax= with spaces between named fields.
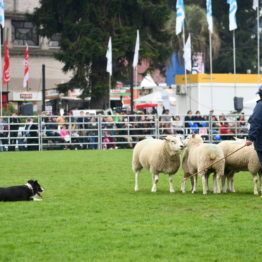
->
xmin=132 ymin=136 xmax=184 ymax=193
xmin=181 ymin=148 xmax=195 ymax=193
xmin=218 ymin=140 xmax=262 ymax=194
xmin=182 ymin=134 xmax=225 ymax=194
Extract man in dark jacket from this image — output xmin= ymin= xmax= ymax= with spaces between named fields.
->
xmin=246 ymin=86 xmax=262 ymax=163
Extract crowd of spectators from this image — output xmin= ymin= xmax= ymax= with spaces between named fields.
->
xmin=0 ymin=109 xmax=249 ymax=151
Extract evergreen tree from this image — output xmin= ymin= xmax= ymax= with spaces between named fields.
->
xmin=29 ymin=0 xmax=173 ymax=108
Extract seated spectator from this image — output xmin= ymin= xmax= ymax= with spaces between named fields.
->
xmin=45 ymin=117 xmax=61 ymax=138
xmin=56 ymin=115 xmax=65 ymax=127
xmin=184 ymin=110 xmax=194 ymax=134
xmin=9 ymin=112 xmax=20 ymax=151
xmin=77 ymin=111 xmax=88 ymax=149
xmin=236 ymin=113 xmax=248 ymax=135
xmin=24 ymin=118 xmax=39 ymax=151
xmin=115 ymin=116 xmax=133 ymax=149
xmin=87 ymin=116 xmax=98 ymax=149
xmin=59 ymin=125 xmax=70 ymax=149
xmin=144 ymin=115 xmax=155 ymax=137
xmin=219 ymin=115 xmax=234 ymax=140
xmin=210 ymin=115 xmax=221 ymax=135
xmin=102 ymin=118 xmax=117 ymax=149
xmin=193 ymin=110 xmax=204 ymax=127
xmin=0 ymin=118 xmax=8 ymax=152
xmin=70 ymin=124 xmax=81 ymax=150
xmin=198 ymin=121 xmax=208 ymax=137
xmin=172 ymin=115 xmax=184 ymax=135
xmin=59 ymin=125 xmax=70 ymax=141
xmin=160 ymin=109 xmax=172 ymax=134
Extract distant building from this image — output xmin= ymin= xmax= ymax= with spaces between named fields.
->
xmin=1 ymin=0 xmax=73 ymax=114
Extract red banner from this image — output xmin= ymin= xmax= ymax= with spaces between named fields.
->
xmin=3 ymin=40 xmax=10 ymax=84
xmin=23 ymin=45 xmax=29 ymax=88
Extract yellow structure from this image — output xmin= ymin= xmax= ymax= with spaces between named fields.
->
xmin=174 ymin=74 xmax=260 ymax=115
xmin=176 ymin=74 xmax=261 ymax=84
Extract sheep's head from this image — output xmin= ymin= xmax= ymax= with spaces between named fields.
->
xmin=183 ymin=133 xmax=204 ymax=147
xmin=164 ymin=135 xmax=185 ymax=153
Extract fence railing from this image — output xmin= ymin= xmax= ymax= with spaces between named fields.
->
xmin=0 ymin=114 xmax=250 ymax=151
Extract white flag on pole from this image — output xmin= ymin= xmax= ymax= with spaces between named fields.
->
xmin=183 ymin=34 xmax=192 ymax=72
xmin=227 ymin=0 xmax=238 ymax=31
xmin=176 ymin=0 xmax=185 ymax=35
xmin=253 ymin=0 xmax=258 ymax=10
xmin=106 ymin=37 xmax=112 ymax=76
xmin=133 ymin=30 xmax=140 ymax=68
xmin=0 ymin=0 xmax=4 ymax=28
xmin=206 ymin=0 xmax=213 ymax=33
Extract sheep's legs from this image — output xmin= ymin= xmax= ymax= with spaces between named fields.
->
xmin=181 ymin=174 xmax=194 ymax=193
xmin=229 ymin=175 xmax=235 ymax=192
xmin=252 ymin=174 xmax=259 ymax=195
xmin=192 ymin=176 xmax=197 ymax=193
xmin=181 ymin=179 xmax=186 ymax=193
xmin=134 ymin=171 xmax=140 ymax=191
xmin=213 ymin=175 xmax=217 ymax=193
xmin=168 ymin=175 xmax=175 ymax=193
xmin=151 ymin=174 xmax=159 ymax=192
xmin=201 ymin=174 xmax=208 ymax=195
xmin=215 ymin=175 xmax=221 ymax=194
xmin=222 ymin=175 xmax=227 ymax=193
xmin=259 ymin=171 xmax=262 ymax=193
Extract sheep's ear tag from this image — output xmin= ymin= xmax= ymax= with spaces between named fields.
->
xmin=192 ymin=132 xmax=196 ymax=138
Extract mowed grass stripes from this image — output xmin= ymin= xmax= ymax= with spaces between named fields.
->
xmin=0 ymin=150 xmax=261 ymax=262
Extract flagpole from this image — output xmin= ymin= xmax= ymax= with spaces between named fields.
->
xmin=135 ymin=67 xmax=138 ymax=88
xmin=233 ymin=30 xmax=237 ymax=97
xmin=182 ymin=26 xmax=189 ymax=109
xmin=106 ymin=36 xmax=112 ymax=109
xmin=209 ymin=31 xmax=213 ymax=109
xmin=108 ymin=74 xmax=111 ymax=109
xmin=257 ymin=2 xmax=260 ymax=87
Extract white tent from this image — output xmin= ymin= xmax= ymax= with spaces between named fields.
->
xmin=139 ymin=74 xmax=158 ymax=89
xmin=135 ymin=88 xmax=176 ymax=114
xmin=135 ymin=91 xmax=164 ymax=104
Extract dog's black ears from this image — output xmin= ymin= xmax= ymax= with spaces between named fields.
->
xmin=27 ymin=180 xmax=35 ymax=184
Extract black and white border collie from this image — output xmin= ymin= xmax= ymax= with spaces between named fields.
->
xmin=0 ymin=180 xmax=44 ymax=201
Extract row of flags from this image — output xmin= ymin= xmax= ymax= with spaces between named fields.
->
xmin=176 ymin=0 xmax=240 ymax=35
xmin=0 ymin=0 xmax=29 ymax=88
xmin=176 ymin=0 xmax=259 ymax=35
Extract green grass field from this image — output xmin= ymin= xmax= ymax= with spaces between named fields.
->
xmin=0 ymin=149 xmax=262 ymax=262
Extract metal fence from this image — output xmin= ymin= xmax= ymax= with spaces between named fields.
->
xmin=0 ymin=114 xmax=250 ymax=151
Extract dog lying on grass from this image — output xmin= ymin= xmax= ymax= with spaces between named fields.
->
xmin=0 ymin=180 xmax=44 ymax=201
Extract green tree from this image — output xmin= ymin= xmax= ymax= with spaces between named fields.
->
xmin=29 ymin=0 xmax=173 ymax=109
xmin=211 ymin=0 xmax=257 ymax=74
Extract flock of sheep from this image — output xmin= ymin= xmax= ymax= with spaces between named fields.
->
xmin=132 ymin=134 xmax=262 ymax=194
